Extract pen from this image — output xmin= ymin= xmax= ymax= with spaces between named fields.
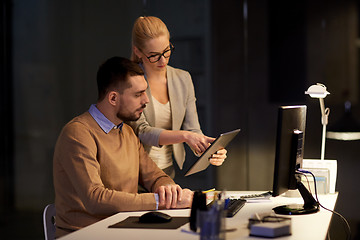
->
xmin=181 ymin=228 xmax=199 ymax=235
xmin=202 ymin=188 xmax=215 ymax=194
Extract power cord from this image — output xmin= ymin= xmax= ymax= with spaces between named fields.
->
xmin=297 ymin=169 xmax=351 ymax=240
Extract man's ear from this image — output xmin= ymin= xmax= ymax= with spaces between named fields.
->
xmin=108 ymin=91 xmax=118 ymax=106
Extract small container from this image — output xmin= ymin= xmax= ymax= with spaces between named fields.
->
xmin=198 ymin=199 xmax=226 ymax=240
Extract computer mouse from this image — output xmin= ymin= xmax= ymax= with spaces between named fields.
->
xmin=139 ymin=211 xmax=172 ymax=223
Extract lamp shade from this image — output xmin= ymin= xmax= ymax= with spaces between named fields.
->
xmin=305 ymin=83 xmax=330 ymax=98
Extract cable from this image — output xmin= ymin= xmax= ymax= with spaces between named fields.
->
xmin=297 ymin=169 xmax=351 ymax=240
xmin=296 ymin=171 xmax=312 ymax=194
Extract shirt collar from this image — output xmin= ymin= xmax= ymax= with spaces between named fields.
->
xmin=88 ymin=104 xmax=123 ymax=133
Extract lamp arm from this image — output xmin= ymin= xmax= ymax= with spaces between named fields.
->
xmin=321 ymin=124 xmax=326 ymax=161
xmin=319 ymin=98 xmax=329 ymax=125
xmin=318 ymin=98 xmax=330 ymax=160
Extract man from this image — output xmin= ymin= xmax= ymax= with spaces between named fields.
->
xmin=53 ymin=57 xmax=193 ymax=237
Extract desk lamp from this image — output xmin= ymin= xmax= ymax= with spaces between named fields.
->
xmin=305 ymin=83 xmax=330 ymax=160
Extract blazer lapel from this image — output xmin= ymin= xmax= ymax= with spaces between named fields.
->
xmin=167 ymin=66 xmax=181 ymax=130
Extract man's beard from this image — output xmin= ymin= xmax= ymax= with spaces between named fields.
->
xmin=117 ymin=104 xmax=146 ymax=122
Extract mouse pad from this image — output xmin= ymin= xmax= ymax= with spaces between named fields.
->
xmin=108 ymin=216 xmax=189 ymax=229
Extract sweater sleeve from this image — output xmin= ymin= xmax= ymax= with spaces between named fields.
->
xmin=137 ymin=141 xmax=176 ymax=192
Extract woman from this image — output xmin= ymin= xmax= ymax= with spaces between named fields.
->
xmin=129 ymin=16 xmax=226 ymax=178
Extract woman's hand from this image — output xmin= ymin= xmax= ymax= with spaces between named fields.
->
xmin=184 ymin=132 xmax=215 ymax=155
xmin=209 ymin=148 xmax=227 ymax=166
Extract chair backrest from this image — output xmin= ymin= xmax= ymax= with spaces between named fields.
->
xmin=43 ymin=204 xmax=56 ymax=240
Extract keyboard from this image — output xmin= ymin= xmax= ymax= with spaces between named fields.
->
xmin=225 ymin=199 xmax=246 ymax=217
xmin=239 ymin=191 xmax=272 ymax=200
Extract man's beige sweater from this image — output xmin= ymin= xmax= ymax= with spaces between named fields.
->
xmin=53 ymin=111 xmax=174 ymax=236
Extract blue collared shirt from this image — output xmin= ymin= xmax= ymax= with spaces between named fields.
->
xmin=88 ymin=104 xmax=158 ymax=209
xmin=88 ymin=104 xmax=123 ymax=133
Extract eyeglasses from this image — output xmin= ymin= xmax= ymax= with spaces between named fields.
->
xmin=141 ymin=43 xmax=174 ymax=63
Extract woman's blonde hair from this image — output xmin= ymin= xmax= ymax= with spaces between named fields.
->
xmin=131 ymin=16 xmax=170 ymax=63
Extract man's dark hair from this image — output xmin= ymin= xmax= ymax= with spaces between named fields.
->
xmin=96 ymin=56 xmax=144 ymax=101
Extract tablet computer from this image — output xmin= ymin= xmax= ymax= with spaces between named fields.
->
xmin=184 ymin=129 xmax=241 ymax=176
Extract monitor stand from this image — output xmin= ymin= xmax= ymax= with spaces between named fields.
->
xmin=273 ymin=181 xmax=320 ymax=215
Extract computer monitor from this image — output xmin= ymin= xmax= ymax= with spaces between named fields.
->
xmin=272 ymin=105 xmax=319 ymax=215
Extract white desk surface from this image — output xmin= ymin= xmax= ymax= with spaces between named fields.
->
xmin=59 ymin=191 xmax=338 ymax=240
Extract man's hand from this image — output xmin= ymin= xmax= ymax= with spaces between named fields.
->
xmin=155 ymin=185 xmax=193 ymax=209
xmin=209 ymin=148 xmax=227 ymax=166
xmin=155 ymin=184 xmax=182 ymax=209
xmin=175 ymin=189 xmax=193 ymax=209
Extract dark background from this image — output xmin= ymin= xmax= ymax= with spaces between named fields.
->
xmin=1 ymin=0 xmax=360 ymax=239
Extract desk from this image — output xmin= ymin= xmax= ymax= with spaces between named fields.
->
xmin=59 ymin=191 xmax=338 ymax=240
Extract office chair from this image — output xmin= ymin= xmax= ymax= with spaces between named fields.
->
xmin=43 ymin=204 xmax=56 ymax=240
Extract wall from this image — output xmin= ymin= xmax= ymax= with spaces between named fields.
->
xmin=212 ymin=1 xmax=360 ymax=239
xmin=2 ymin=0 xmax=360 ymax=239
xmin=306 ymin=1 xmax=360 ymax=238
xmin=12 ymin=0 xmax=144 ymax=210
xmin=10 ymin=0 xmax=216 ymax=212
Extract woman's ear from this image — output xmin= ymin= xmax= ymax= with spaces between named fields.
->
xmin=133 ymin=46 xmax=142 ymax=59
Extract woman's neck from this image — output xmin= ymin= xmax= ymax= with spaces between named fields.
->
xmin=143 ymin=65 xmax=166 ymax=82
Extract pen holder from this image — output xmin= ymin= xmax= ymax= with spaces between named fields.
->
xmin=197 ymin=200 xmax=225 ymax=240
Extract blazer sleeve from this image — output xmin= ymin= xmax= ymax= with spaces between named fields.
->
xmin=128 ymin=66 xmax=203 ymax=149
xmin=127 ymin=100 xmax=163 ymax=148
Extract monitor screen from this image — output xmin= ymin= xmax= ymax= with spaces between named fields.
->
xmin=272 ymin=105 xmax=307 ymax=197
xmin=271 ymin=105 xmax=319 ymax=215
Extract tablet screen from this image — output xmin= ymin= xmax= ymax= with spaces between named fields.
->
xmin=184 ymin=129 xmax=241 ymax=176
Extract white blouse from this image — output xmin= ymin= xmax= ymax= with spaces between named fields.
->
xmin=148 ymin=96 xmax=173 ymax=169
